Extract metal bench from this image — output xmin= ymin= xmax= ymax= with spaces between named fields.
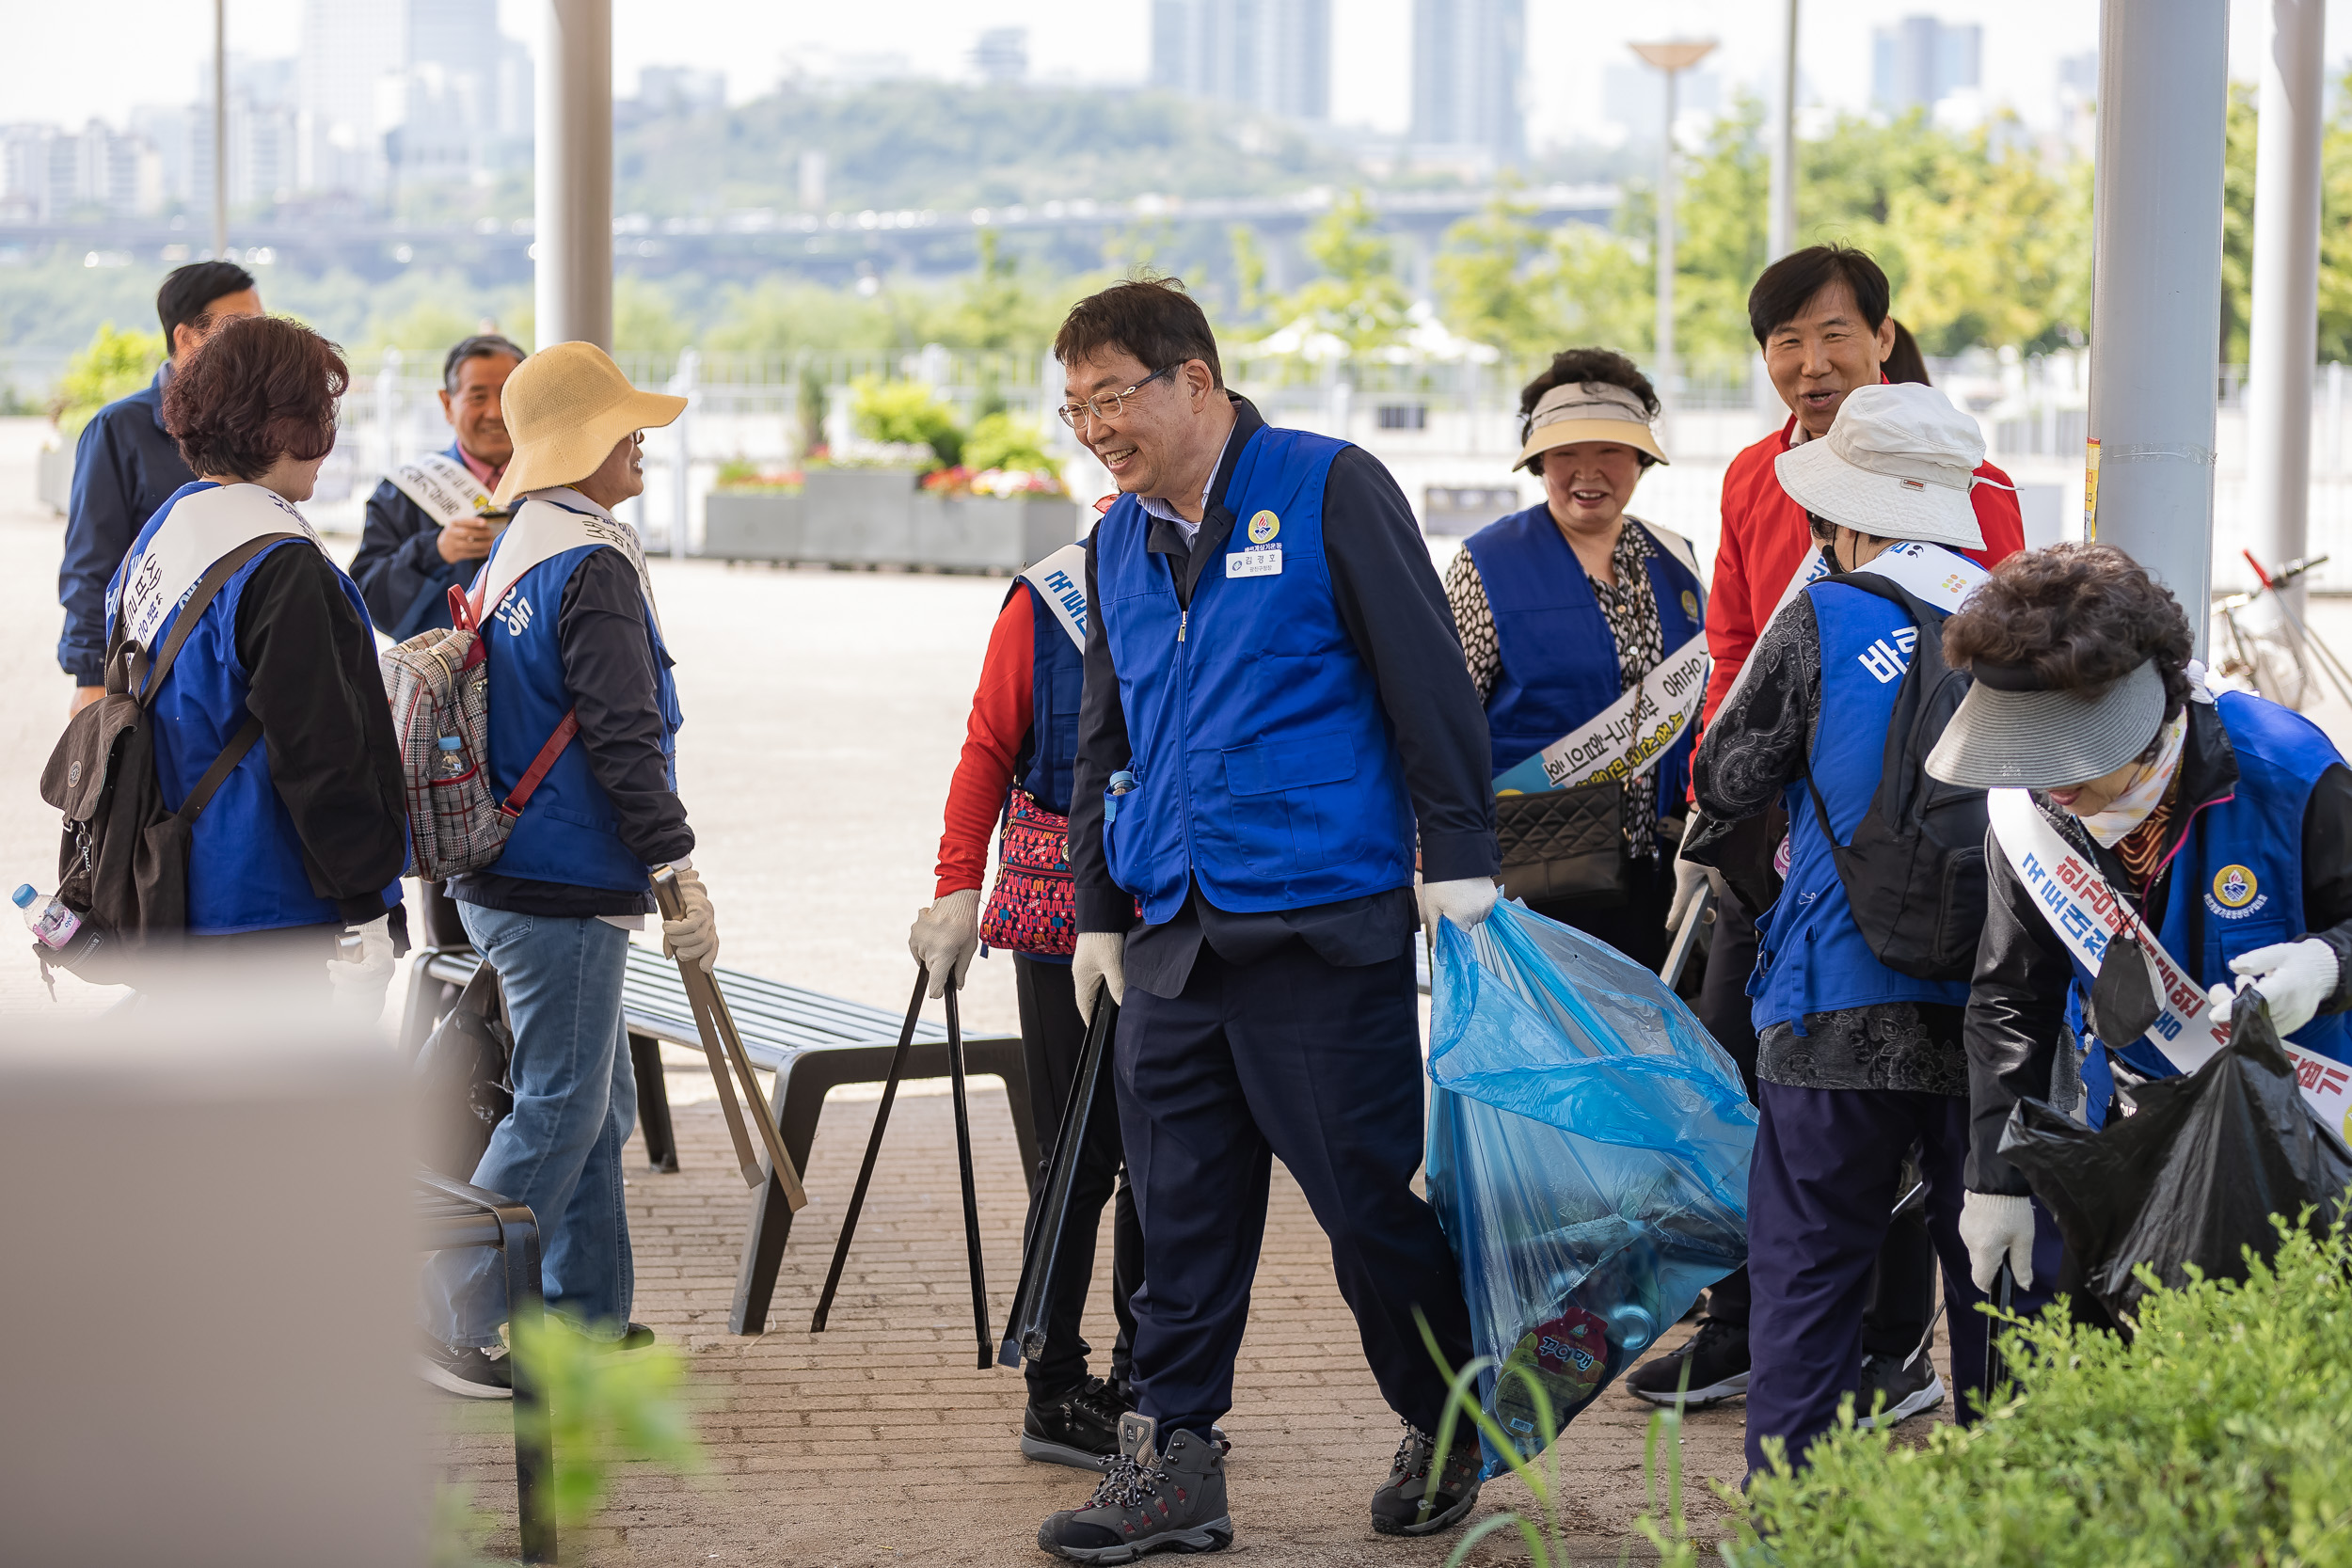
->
xmin=414 ymin=1171 xmax=555 ymax=1564
xmin=402 ymin=944 xmax=1037 ymax=1335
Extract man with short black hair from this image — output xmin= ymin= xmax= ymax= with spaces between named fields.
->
xmin=57 ymin=260 xmax=262 ymax=712
xmin=1036 ymin=278 xmax=1497 ymax=1560
xmin=351 ymin=333 xmax=528 ymax=639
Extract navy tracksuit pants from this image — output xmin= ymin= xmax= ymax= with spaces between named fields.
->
xmin=1744 ymin=1082 xmax=2063 ymax=1478
xmin=1114 ymin=941 xmax=1477 ymax=1442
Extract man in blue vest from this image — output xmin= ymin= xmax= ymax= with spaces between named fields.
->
xmin=351 ymin=333 xmax=526 ymax=640
xmin=1038 ymin=280 xmax=1500 ymax=1560
xmin=61 ymin=260 xmax=263 ymax=715
xmin=420 ymin=341 xmax=716 ymax=1398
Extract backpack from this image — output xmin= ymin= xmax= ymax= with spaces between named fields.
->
xmin=37 ymin=531 xmax=304 ymax=984
xmin=1799 ymin=570 xmax=1990 ymax=982
xmin=380 ymin=584 xmax=577 ymax=882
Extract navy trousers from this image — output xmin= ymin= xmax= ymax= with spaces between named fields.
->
xmin=1114 ymin=941 xmax=1477 ymax=1442
xmin=1745 ymin=1082 xmax=2062 ymax=1479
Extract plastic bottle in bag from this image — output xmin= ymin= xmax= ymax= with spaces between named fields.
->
xmin=14 ymin=884 xmax=81 ymax=951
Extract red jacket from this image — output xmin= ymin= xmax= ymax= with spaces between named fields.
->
xmin=933 ymin=589 xmax=1036 ymax=897
xmin=1702 ymin=415 xmax=2026 ymax=726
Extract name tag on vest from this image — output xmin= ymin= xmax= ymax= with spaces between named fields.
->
xmin=1227 ymin=544 xmax=1281 ymax=578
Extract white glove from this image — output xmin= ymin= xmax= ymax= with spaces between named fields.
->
xmin=1073 ymin=930 xmax=1125 ymax=1025
xmin=908 ymin=888 xmax=981 ymax=998
xmin=1666 ymin=854 xmax=1713 ymax=935
xmin=1419 ymin=876 xmax=1500 ymax=950
xmin=661 ymin=866 xmax=720 ymax=973
xmin=326 ymin=913 xmax=395 ymax=1025
xmin=2207 ymin=938 xmax=2340 ymax=1039
xmin=1958 ymin=1191 xmax=2037 ymax=1294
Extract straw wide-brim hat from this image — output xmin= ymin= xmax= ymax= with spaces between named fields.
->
xmin=1924 ymin=657 xmax=2169 ymax=790
xmin=492 ymin=341 xmax=687 ymax=507
xmin=1514 ymin=381 xmax=1669 ymax=471
xmin=1774 ymin=381 xmax=1989 ymax=552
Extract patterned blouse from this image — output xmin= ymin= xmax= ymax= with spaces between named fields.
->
xmin=1443 ymin=518 xmax=1668 ymax=859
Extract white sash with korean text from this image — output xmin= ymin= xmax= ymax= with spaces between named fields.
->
xmin=471 ymin=491 xmax=661 ymax=637
xmin=388 ymin=451 xmax=500 ymax=527
xmin=1986 ymin=786 xmax=2352 ymax=1133
xmin=113 ymin=482 xmax=324 ymax=656
xmin=1019 ymin=542 xmax=1089 ymax=652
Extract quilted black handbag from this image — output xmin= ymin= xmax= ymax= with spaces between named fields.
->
xmin=1493 ymin=782 xmax=1630 ymax=907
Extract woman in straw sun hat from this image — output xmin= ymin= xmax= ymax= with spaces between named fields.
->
xmin=421 ymin=341 xmax=716 ymax=1397
xmin=1441 ymin=347 xmax=1705 ymax=972
xmin=1928 ymin=540 xmax=2352 ymax=1326
xmin=1685 ymin=379 xmax=2051 ymax=1479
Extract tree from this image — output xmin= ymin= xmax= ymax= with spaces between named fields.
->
xmin=1268 ymin=189 xmax=1412 ymax=355
xmin=50 ymin=322 xmax=165 ymax=435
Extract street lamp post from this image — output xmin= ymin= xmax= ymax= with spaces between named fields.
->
xmin=1768 ymin=2 xmax=1798 ymax=261
xmin=535 ymin=0 xmax=613 ymax=350
xmin=212 ymin=0 xmax=228 ymax=260
xmin=1631 ymin=40 xmax=1717 ymax=447
xmin=2248 ymin=0 xmax=2328 ymax=622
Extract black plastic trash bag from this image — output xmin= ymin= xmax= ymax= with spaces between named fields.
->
xmin=1998 ymin=998 xmax=2352 ymax=1323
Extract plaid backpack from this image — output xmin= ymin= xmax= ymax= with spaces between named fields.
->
xmin=381 ymin=584 xmax=577 ymax=881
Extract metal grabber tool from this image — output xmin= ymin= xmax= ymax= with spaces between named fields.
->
xmin=809 ymin=964 xmax=993 ymax=1370
xmin=1659 ymin=882 xmax=1715 ymax=990
xmin=649 ymin=865 xmax=807 ymax=1209
xmin=998 ymin=994 xmax=1118 ymax=1370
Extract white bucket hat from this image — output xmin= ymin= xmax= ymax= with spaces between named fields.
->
xmin=1514 ymin=380 xmax=1669 ymax=471
xmin=1773 ymin=382 xmax=1993 ymax=552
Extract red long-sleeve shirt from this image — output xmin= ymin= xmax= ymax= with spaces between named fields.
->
xmin=933 ymin=588 xmax=1035 ymax=897
xmin=1702 ymin=415 xmax=2026 ymax=727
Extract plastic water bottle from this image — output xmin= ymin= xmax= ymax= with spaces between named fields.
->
xmin=13 ymin=884 xmax=82 ymax=951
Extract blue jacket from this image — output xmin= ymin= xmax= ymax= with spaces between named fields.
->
xmin=1093 ymin=424 xmax=1416 ymax=922
xmin=1750 ymin=578 xmax=1972 ymax=1032
xmin=350 ymin=443 xmax=486 ymax=639
xmin=1461 ymin=507 xmax=1703 ymax=813
xmin=478 ymin=511 xmax=683 ymax=894
xmin=59 ymin=368 xmax=195 ymax=684
xmin=1012 ymin=573 xmax=1086 ymax=818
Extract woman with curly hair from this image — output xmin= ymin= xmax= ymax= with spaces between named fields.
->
xmin=105 ymin=312 xmax=407 ymax=1004
xmin=1442 ymin=347 xmax=1703 ymax=970
xmin=1927 ymin=542 xmax=2352 ymax=1306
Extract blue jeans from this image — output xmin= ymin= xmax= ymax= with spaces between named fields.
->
xmin=425 ymin=905 xmax=637 ymax=1346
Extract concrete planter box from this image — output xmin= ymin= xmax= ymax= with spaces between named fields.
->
xmin=803 ymin=467 xmax=921 ymax=565
xmin=702 ymin=491 xmax=805 ymax=560
xmin=910 ymin=494 xmax=1082 ymax=572
xmin=37 ymin=441 xmax=72 ymax=515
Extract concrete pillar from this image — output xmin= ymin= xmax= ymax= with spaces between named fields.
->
xmin=2247 ymin=0 xmax=2327 ymax=617
xmin=1655 ymin=63 xmax=1679 ymax=439
xmin=1768 ymin=0 xmax=1798 ymax=261
xmin=2085 ymin=0 xmax=2231 ymax=649
xmin=534 ymin=0 xmax=612 ymax=350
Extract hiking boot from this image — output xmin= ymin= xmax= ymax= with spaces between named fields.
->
xmin=1368 ymin=1419 xmax=1483 ymax=1537
xmin=1038 ymin=1415 xmax=1233 ymax=1562
xmin=1623 ymin=1317 xmax=1749 ymax=1407
xmin=1854 ymin=1342 xmax=1945 ymax=1430
xmin=1024 ymin=1376 xmax=1132 ymax=1472
xmin=417 ymin=1338 xmax=512 ymax=1400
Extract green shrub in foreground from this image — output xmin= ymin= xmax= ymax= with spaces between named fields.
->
xmin=1728 ymin=1216 xmax=2352 ymax=1567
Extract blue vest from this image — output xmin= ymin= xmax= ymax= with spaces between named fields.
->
xmin=2073 ymin=692 xmax=2352 ymax=1089
xmin=1011 ymin=575 xmax=1085 ymax=817
xmin=1749 ymin=579 xmax=1972 ymax=1031
xmin=1461 ymin=507 xmax=1703 ymax=814
xmin=478 ymin=515 xmax=682 ymax=893
xmin=111 ymin=482 xmax=402 ymax=935
xmin=1093 ymin=424 xmax=1415 ymax=922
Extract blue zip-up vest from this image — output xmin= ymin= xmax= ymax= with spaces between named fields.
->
xmin=2066 ymin=692 xmax=2352 ymax=1095
xmin=110 ymin=482 xmax=403 ymax=935
xmin=1094 ymin=424 xmax=1415 ymax=922
xmin=1461 ymin=507 xmax=1704 ymax=812
xmin=1010 ymin=575 xmax=1085 ymax=817
xmin=477 ymin=510 xmax=683 ymax=893
xmin=1749 ymin=578 xmax=1972 ymax=1031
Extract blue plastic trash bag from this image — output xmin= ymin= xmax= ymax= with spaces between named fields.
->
xmin=1425 ymin=898 xmax=1756 ymax=1475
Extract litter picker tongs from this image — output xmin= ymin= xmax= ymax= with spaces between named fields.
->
xmin=649 ymin=864 xmax=807 ymax=1211
xmin=997 ymin=995 xmax=1118 ymax=1370
xmin=1659 ymin=882 xmax=1715 ymax=990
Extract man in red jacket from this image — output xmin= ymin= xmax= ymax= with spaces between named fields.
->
xmin=1629 ymin=243 xmax=2025 ymax=1424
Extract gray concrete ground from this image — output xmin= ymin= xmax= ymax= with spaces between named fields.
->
xmin=8 ymin=412 xmax=2352 ymax=1564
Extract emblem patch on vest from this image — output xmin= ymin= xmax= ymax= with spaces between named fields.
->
xmin=1680 ymin=589 xmax=1698 ymax=620
xmin=1247 ymin=510 xmax=1279 ymax=545
xmin=2210 ymin=863 xmax=2262 ymax=916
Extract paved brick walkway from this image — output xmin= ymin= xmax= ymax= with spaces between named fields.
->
xmin=431 ymin=1059 xmax=1762 ymax=1566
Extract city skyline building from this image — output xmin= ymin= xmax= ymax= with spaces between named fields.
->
xmin=972 ymin=27 xmax=1030 ymax=87
xmin=1871 ymin=13 xmax=1984 ymax=116
xmin=1150 ymin=0 xmax=1331 ymax=121
xmin=1409 ymin=0 xmax=1524 ymax=171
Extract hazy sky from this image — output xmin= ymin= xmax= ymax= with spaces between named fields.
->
xmin=8 ymin=1 xmax=2344 ymax=152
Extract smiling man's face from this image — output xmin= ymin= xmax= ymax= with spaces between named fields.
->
xmin=1764 ymin=281 xmax=1899 ymax=439
xmin=1063 ymin=349 xmax=1221 ymax=503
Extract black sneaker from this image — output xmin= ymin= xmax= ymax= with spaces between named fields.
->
xmin=418 ymin=1338 xmax=513 ymax=1400
xmin=1368 ymin=1419 xmax=1482 ymax=1537
xmin=1038 ymin=1416 xmax=1233 ymax=1562
xmin=1854 ymin=1342 xmax=1945 ymax=1430
xmin=1025 ymin=1376 xmax=1132 ymax=1472
xmin=1623 ymin=1317 xmax=1749 ymax=1407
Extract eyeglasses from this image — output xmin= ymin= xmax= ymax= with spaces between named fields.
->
xmin=1057 ymin=365 xmax=1176 ymax=429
